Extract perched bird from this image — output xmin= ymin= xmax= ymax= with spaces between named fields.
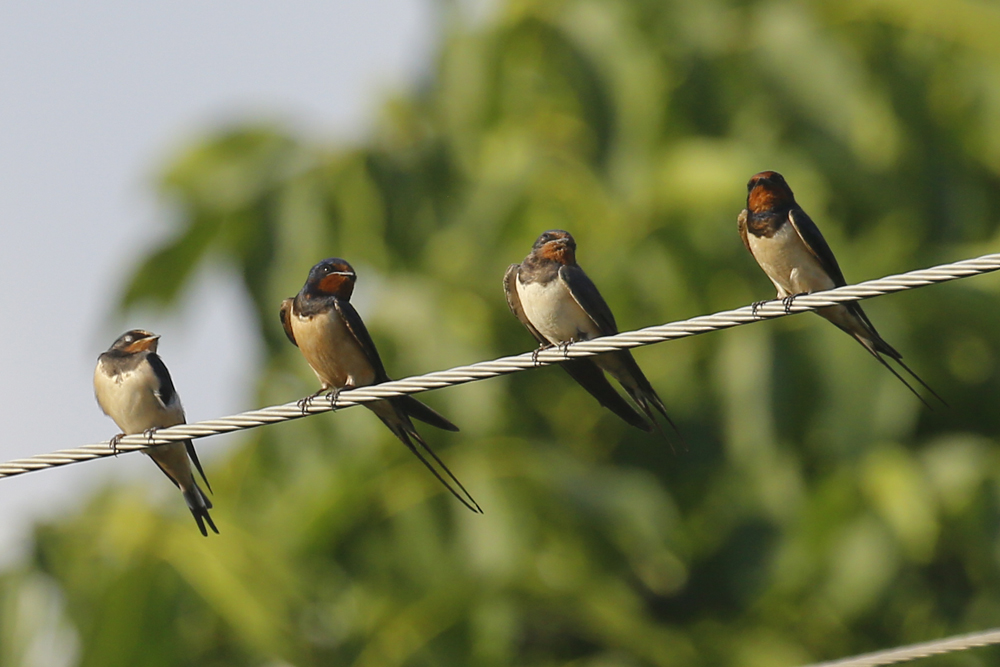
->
xmin=738 ymin=170 xmax=942 ymax=406
xmin=94 ymin=330 xmax=217 ymax=536
xmin=504 ymin=230 xmax=680 ymax=438
xmin=280 ymin=258 xmax=481 ymax=513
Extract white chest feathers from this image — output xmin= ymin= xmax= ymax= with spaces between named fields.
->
xmin=516 ymin=274 xmax=601 ymax=344
xmin=94 ymin=359 xmax=184 ymax=434
xmin=748 ymin=221 xmax=835 ymax=298
xmin=290 ymin=308 xmax=377 ymax=390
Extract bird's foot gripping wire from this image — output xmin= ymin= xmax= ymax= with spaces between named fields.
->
xmin=782 ymin=293 xmax=806 ymax=314
xmin=558 ymin=338 xmax=578 ymax=360
xmin=531 ymin=343 xmax=554 ymax=366
xmin=109 ymin=433 xmax=125 ymax=456
xmin=750 ymin=300 xmax=768 ymax=319
xmin=297 ymin=389 xmax=328 ymax=415
xmin=143 ymin=427 xmax=160 ymax=445
xmin=328 ymin=384 xmax=354 ymax=411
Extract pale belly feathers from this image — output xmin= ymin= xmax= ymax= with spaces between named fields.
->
xmin=748 ymin=222 xmax=835 ymax=298
xmin=516 ymin=275 xmax=601 ymax=344
xmin=94 ymin=360 xmax=184 ymax=435
xmin=291 ymin=309 xmax=377 ymax=390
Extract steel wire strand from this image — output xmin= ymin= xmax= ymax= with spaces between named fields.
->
xmin=800 ymin=627 xmax=1000 ymax=666
xmin=1 ymin=252 xmax=999 ymax=479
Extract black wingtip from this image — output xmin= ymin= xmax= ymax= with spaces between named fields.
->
xmin=560 ymin=359 xmax=654 ymax=433
xmin=185 ymin=441 xmax=213 ymax=494
xmin=633 ymin=415 xmax=657 ymax=434
xmin=397 ymin=395 xmax=461 ymax=432
xmin=605 ymin=393 xmax=655 ymax=433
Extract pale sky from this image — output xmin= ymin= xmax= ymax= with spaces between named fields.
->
xmin=0 ymin=0 xmax=438 ymax=566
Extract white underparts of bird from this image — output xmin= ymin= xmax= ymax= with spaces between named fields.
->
xmin=94 ymin=329 xmax=217 ymax=536
xmin=739 ymin=170 xmax=944 ymax=407
xmin=504 ymin=229 xmax=683 ymax=441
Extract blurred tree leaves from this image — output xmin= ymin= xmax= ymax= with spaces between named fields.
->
xmin=8 ymin=0 xmax=1000 ymax=665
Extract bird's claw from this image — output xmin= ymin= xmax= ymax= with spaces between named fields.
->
xmin=782 ymin=294 xmax=803 ymax=314
xmin=750 ymin=300 xmax=768 ymax=319
xmin=531 ymin=343 xmax=553 ymax=366
xmin=298 ymin=390 xmax=324 ymax=415
xmin=109 ymin=433 xmax=124 ymax=456
xmin=328 ymin=386 xmax=349 ymax=411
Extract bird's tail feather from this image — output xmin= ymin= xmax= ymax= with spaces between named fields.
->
xmin=377 ymin=411 xmax=482 ymax=514
xmin=185 ymin=440 xmax=212 ymax=493
xmin=894 ymin=356 xmax=947 ymax=406
xmin=146 ymin=453 xmax=218 ymax=536
xmin=832 ymin=305 xmax=945 ymax=408
xmin=182 ymin=484 xmax=218 ymax=537
xmin=853 ymin=333 xmax=940 ymax=409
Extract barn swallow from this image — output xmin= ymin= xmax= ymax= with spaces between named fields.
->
xmin=94 ymin=330 xmax=217 ymax=536
xmin=504 ymin=230 xmax=681 ymax=439
xmin=738 ymin=170 xmax=943 ymax=406
xmin=280 ymin=258 xmax=481 ymax=513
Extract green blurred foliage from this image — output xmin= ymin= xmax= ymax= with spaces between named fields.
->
xmin=7 ymin=0 xmax=1000 ymax=664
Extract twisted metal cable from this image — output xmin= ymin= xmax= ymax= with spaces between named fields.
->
xmin=2 ymin=252 xmax=999 ymax=479
xmin=801 ymin=627 xmax=1000 ymax=666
